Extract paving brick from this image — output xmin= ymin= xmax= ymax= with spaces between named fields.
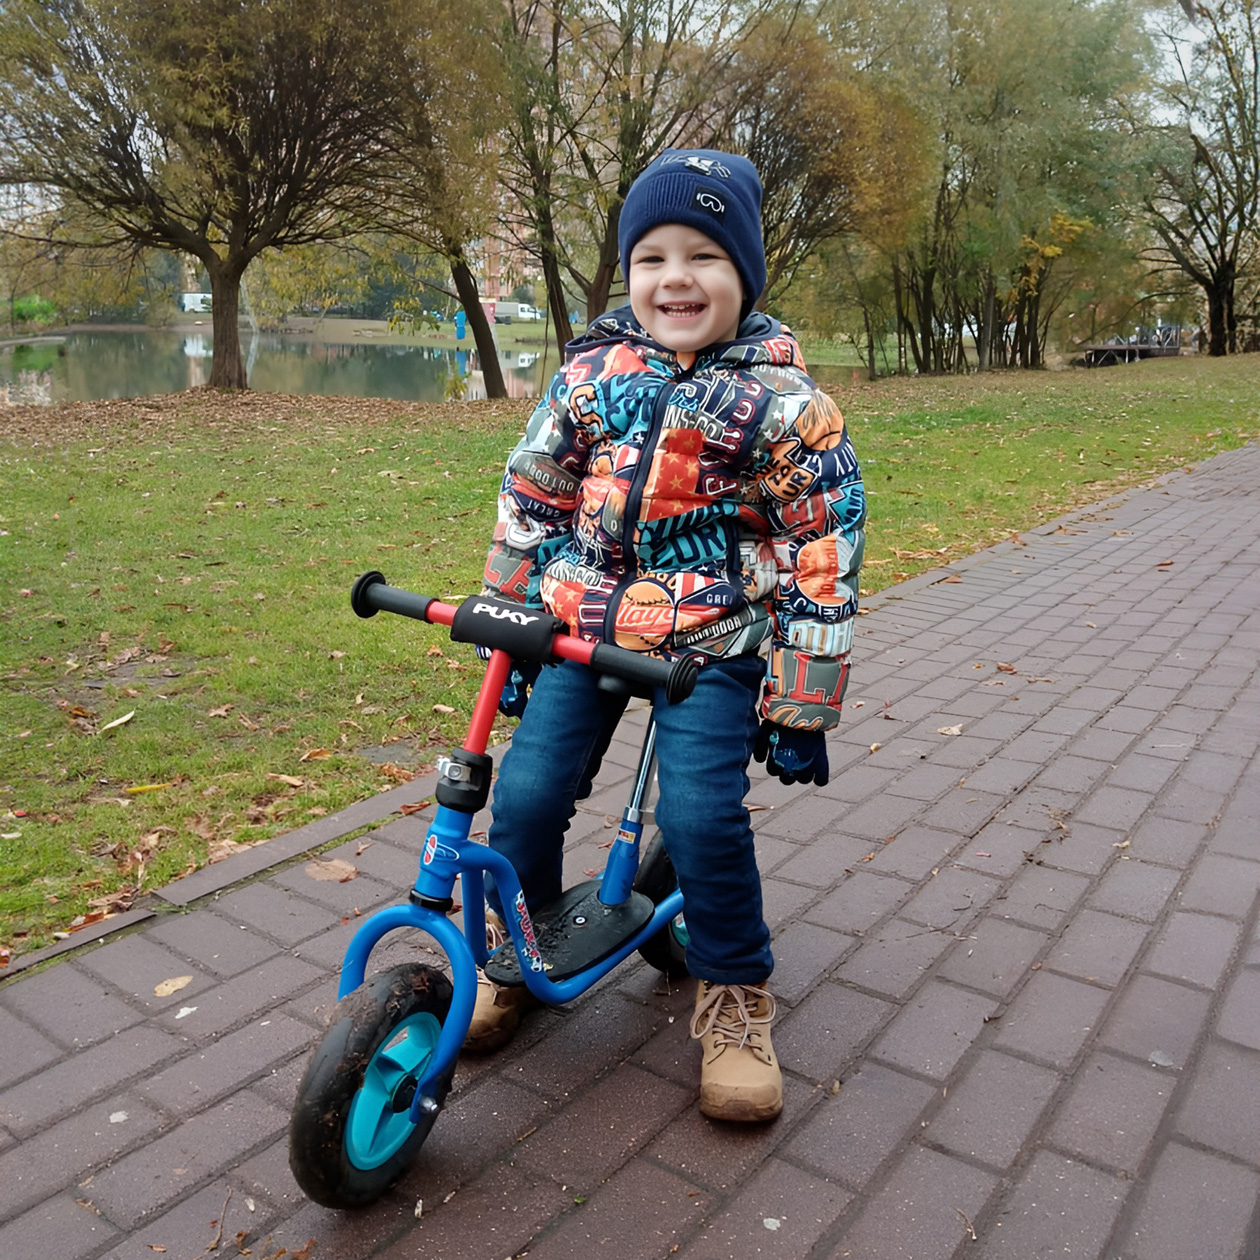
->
xmin=512 ymin=1064 xmax=690 ymax=1190
xmin=767 ymin=920 xmax=854 ymax=1004
xmin=753 ymin=833 xmax=801 ymax=875
xmin=0 ymin=1192 xmax=121 ymax=1260
xmin=1074 ymin=784 xmax=1156 ymax=831
xmin=1176 ymin=853 xmax=1260 ymax=919
xmin=0 ymin=1092 xmax=166 ymax=1221
xmin=937 ymin=918 xmax=1048 ymax=998
xmin=0 ymin=1006 xmax=63 ymax=1090
xmin=1033 ymin=755 xmax=1114 ymax=796
xmin=1039 ymin=821 xmax=1125 ymax=877
xmin=865 ymin=826 xmax=960 ymax=879
xmin=823 ymin=1145 xmax=997 ymax=1260
xmin=804 ymin=872 xmax=912 ymax=935
xmin=1216 ymin=968 xmax=1260 ymax=1051
xmin=786 ymin=1063 xmax=936 ymax=1187
xmin=673 ymin=1156 xmax=851 ymax=1260
xmin=211 ymin=880 xmax=343 ymax=947
xmin=144 ymin=910 xmax=283 ymax=979
xmin=87 ymin=1090 xmax=288 ymax=1227
xmin=1086 ymin=859 xmax=1181 ymax=922
xmin=899 ymin=867 xmax=1001 ymax=933
xmin=1106 ymin=752 xmax=1182 ymax=793
xmin=760 ymin=877 xmax=817 ymax=931
xmin=1174 ymin=1040 xmax=1260 ymax=1166
xmin=827 ymin=792 xmax=926 ymax=841
xmin=923 ymin=733 xmax=1004 ymax=769
xmin=1047 ymin=1050 xmax=1174 ymax=1173
xmin=1093 ymin=705 xmax=1155 ymax=735
xmin=973 ymin=1150 xmax=1127 ymax=1260
xmin=1143 ymin=912 xmax=1242 ymax=989
xmin=991 ymin=864 xmax=1090 ymax=932
xmin=0 ymin=962 xmax=144 ymax=1051
xmin=0 ymin=1024 xmax=186 ymax=1137
xmin=643 ymin=1074 xmax=816 ymax=1190
xmin=75 ymin=933 xmax=218 ymax=1013
xmin=1097 ymin=973 xmax=1213 ymax=1071
xmin=990 ymin=973 xmax=1110 ymax=1069
xmin=814 ymin=764 xmax=899 ymax=804
xmin=777 ymin=983 xmax=896 ymax=1083
xmin=505 ymin=992 xmax=671 ymax=1103
xmin=1127 ymin=815 xmax=1206 ymax=868
xmin=153 ymin=952 xmax=327 ymax=1041
xmin=1158 ymin=777 xmax=1230 ymax=825
xmin=138 ymin=1013 xmax=318 ymax=1115
xmin=926 ymin=1050 xmax=1060 ymax=1169
xmin=1114 ymin=1143 xmax=1260 ymax=1260
xmin=1043 ymin=909 xmax=1149 ymax=987
xmin=882 ymin=763 xmax=967 ymax=802
xmin=1067 ymin=726 xmax=1137 ymax=763
xmin=412 ymin=1074 xmax=558 ymax=1194
xmin=954 ymin=822 xmax=1049 ymax=877
xmin=771 ymin=836 xmax=876 ymax=887
xmin=95 ymin=1179 xmax=255 ymax=1260
xmin=918 ymin=788 xmax=1005 ymax=837
xmin=833 ymin=918 xmax=955 ymax=1000
xmin=524 ymin=1159 xmax=713 ymax=1260
xmin=868 ymin=982 xmax=997 ymax=1081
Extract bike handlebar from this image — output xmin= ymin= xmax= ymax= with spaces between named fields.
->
xmin=351 ymin=572 xmax=699 ymax=705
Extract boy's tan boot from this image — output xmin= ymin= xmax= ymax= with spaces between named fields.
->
xmin=462 ymin=911 xmax=540 ymax=1055
xmin=689 ymin=980 xmax=783 ymax=1122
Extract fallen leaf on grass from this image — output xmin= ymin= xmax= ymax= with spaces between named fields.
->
xmin=305 ymin=858 xmax=358 ymax=883
xmin=299 ymin=748 xmax=332 ymax=762
xmin=432 ymin=703 xmax=455 ymax=714
xmin=208 ymin=705 xmax=234 ymax=718
xmin=377 ymin=763 xmax=415 ymax=784
xmin=98 ymin=711 xmax=135 ymax=734
xmin=155 ymin=975 xmax=193 ymax=996
xmin=267 ymin=774 xmax=304 ymax=787
xmin=125 ymin=782 xmax=172 ymax=795
xmin=398 ymin=800 xmax=432 ymax=816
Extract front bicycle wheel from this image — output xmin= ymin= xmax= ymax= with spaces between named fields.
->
xmin=632 ymin=833 xmax=690 ymax=978
xmin=289 ymin=963 xmax=454 ymax=1209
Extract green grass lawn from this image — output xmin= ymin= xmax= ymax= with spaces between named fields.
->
xmin=1 ymin=354 xmax=1255 ymax=962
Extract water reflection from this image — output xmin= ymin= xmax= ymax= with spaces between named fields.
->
xmin=0 ymin=328 xmax=549 ymax=405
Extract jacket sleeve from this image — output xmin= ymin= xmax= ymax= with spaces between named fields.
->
xmin=482 ymin=367 xmax=586 ymax=606
xmin=755 ymin=387 xmax=866 ymax=731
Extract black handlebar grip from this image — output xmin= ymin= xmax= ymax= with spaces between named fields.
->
xmin=350 ymin=572 xmax=434 ymax=622
xmin=588 ymin=642 xmax=700 ymax=705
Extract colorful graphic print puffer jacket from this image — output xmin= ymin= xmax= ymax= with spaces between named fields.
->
xmin=483 ymin=307 xmax=866 ymax=731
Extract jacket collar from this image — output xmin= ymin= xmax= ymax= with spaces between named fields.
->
xmin=566 ymin=304 xmax=804 ymax=371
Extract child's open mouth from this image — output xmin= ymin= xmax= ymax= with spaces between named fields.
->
xmin=659 ymin=303 xmax=706 ymax=318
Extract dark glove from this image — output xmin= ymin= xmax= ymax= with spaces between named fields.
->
xmin=498 ymin=660 xmax=542 ymax=718
xmin=754 ymin=721 xmax=829 ymax=786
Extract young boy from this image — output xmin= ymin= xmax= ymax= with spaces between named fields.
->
xmin=471 ymin=149 xmax=865 ymax=1122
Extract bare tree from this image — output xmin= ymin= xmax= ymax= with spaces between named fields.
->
xmin=0 ymin=0 xmax=463 ymax=388
xmin=1142 ymin=0 xmax=1260 ymax=355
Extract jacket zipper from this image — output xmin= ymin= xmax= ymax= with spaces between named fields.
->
xmin=603 ymin=359 xmax=697 ymax=640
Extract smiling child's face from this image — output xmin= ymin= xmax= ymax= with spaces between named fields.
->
xmin=628 ymin=223 xmax=744 ymax=355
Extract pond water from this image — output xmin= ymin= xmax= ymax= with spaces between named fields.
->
xmin=0 ymin=328 xmax=551 ymax=406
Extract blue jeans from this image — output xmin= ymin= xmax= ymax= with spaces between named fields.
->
xmin=485 ymin=654 xmax=773 ymax=984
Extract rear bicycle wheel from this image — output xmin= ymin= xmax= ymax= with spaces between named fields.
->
xmin=632 ymin=832 xmax=690 ymax=978
xmin=289 ymin=963 xmax=454 ymax=1209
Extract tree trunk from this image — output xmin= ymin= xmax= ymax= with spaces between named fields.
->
xmin=977 ymin=271 xmax=995 ymax=371
xmin=1206 ymin=281 xmax=1229 ymax=356
xmin=448 ymin=250 xmax=507 ymax=399
xmin=206 ymin=258 xmax=247 ymax=390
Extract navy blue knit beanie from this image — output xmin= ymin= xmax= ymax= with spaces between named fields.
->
xmin=618 ymin=149 xmax=766 ymax=321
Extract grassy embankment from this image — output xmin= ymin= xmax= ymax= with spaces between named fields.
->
xmin=1 ymin=353 xmax=1255 ymax=962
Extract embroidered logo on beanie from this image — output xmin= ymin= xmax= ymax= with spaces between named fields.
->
xmin=694 ymin=187 xmax=726 ymax=219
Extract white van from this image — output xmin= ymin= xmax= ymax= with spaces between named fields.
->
xmin=515 ymin=304 xmax=545 ymax=321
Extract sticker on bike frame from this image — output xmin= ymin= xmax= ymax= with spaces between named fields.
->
xmin=422 ymin=835 xmax=460 ymax=866
xmin=513 ymin=890 xmax=545 ymax=973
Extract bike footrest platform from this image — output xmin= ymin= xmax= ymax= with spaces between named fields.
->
xmin=484 ymin=880 xmax=655 ymax=986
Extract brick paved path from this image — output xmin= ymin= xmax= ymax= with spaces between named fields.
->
xmin=2 ymin=445 xmax=1258 ymax=1260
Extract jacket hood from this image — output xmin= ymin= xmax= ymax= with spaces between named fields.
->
xmin=566 ymin=304 xmax=801 ymax=368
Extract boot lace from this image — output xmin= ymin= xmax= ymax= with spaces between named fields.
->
xmin=689 ymin=983 xmax=776 ymax=1051
xmin=477 ymin=910 xmax=507 ymax=991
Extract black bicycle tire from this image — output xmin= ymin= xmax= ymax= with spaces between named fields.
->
xmin=289 ymin=963 xmax=454 ymax=1209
